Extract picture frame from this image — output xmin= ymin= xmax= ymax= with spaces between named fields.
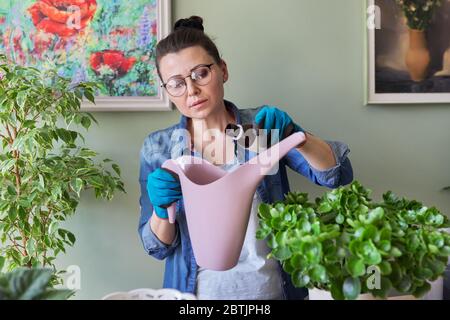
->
xmin=0 ymin=0 xmax=172 ymax=111
xmin=366 ymin=0 xmax=450 ymax=104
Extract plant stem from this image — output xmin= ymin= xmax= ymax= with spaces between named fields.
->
xmin=40 ymin=209 xmax=51 ymax=267
xmin=7 ymin=232 xmax=25 ymax=252
xmin=5 ymin=121 xmax=30 ymax=267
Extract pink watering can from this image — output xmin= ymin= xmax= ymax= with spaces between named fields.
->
xmin=161 ymin=131 xmax=306 ymax=271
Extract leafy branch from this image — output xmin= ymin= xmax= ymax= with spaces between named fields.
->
xmin=0 ymin=54 xmax=125 ymax=283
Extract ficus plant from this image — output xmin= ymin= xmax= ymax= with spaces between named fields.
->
xmin=0 ymin=54 xmax=125 ymax=284
xmin=256 ymin=181 xmax=450 ymax=300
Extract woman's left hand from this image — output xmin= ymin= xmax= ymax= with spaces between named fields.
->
xmin=254 ymin=106 xmax=304 ymax=139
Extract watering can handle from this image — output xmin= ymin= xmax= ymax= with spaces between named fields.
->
xmin=159 ymin=167 xmax=180 ymax=224
xmin=166 ymin=203 xmax=177 ymax=224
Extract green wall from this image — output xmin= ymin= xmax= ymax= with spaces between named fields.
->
xmin=55 ymin=0 xmax=450 ymax=299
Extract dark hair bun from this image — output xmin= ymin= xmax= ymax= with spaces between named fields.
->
xmin=174 ymin=16 xmax=204 ymax=32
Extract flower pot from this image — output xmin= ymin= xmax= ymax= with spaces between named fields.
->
xmin=307 ymin=277 xmax=444 ymax=300
xmin=307 ymin=288 xmax=416 ymax=300
xmin=405 ymin=29 xmax=431 ymax=82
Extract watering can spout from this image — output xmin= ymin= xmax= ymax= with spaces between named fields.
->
xmin=257 ymin=131 xmax=306 ymax=175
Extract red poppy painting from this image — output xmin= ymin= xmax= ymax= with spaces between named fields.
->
xmin=0 ymin=0 xmax=171 ymax=110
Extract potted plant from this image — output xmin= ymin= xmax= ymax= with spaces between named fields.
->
xmin=0 ymin=55 xmax=125 ymax=286
xmin=256 ymin=181 xmax=450 ymax=300
xmin=0 ymin=256 xmax=72 ymax=300
xmin=396 ymin=0 xmax=443 ymax=81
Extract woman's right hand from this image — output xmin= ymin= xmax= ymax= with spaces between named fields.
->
xmin=147 ymin=168 xmax=182 ymax=219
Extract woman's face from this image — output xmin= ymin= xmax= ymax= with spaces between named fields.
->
xmin=158 ymin=46 xmax=228 ymax=120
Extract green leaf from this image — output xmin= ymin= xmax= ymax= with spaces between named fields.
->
xmin=70 ymin=178 xmax=83 ymax=195
xmin=26 ymin=238 xmax=36 ymax=256
xmin=0 ymin=159 xmax=15 ymax=174
xmin=303 ymin=242 xmax=322 ymax=265
xmin=266 ymin=234 xmax=278 ymax=249
xmin=412 ymin=281 xmax=431 ymax=298
xmin=427 ymin=260 xmax=447 ymax=275
xmin=38 ymin=174 xmax=45 ymax=189
xmin=80 ymin=116 xmax=91 ymax=130
xmin=291 ymin=254 xmax=308 ymax=271
xmin=66 ymin=232 xmax=76 ymax=246
xmin=397 ymin=275 xmax=412 ymax=293
xmin=346 ymin=256 xmax=366 ymax=277
xmin=282 ymin=259 xmax=295 ymax=274
xmin=371 ymin=277 xmax=392 ymax=299
xmin=272 ymin=246 xmax=292 ymax=260
xmin=8 ymin=207 xmax=18 ymax=221
xmin=16 ymin=91 xmax=27 ymax=109
xmin=291 ymin=270 xmax=310 ymax=288
xmin=270 ymin=208 xmax=280 ymax=218
xmin=360 ymin=241 xmax=382 ymax=265
xmin=336 ymin=214 xmax=345 ymax=224
xmin=365 ymin=207 xmax=384 ymax=224
xmin=330 ymin=279 xmax=345 ymax=300
xmin=256 ymin=227 xmax=271 ymax=240
xmin=84 ymin=90 xmax=95 ymax=104
xmin=311 ymin=264 xmax=328 ymax=283
xmin=414 ymin=267 xmax=433 ymax=280
xmin=22 ymin=120 xmax=36 ymax=129
xmin=342 ymin=277 xmax=361 ymax=300
xmin=439 ymin=246 xmax=450 ymax=256
xmin=311 ymin=221 xmax=321 ymax=235
xmin=275 ymin=230 xmax=289 ymax=247
xmin=7 ymin=185 xmax=16 ymax=196
xmin=298 ymin=218 xmax=311 ymax=233
xmin=363 ymin=225 xmax=378 ymax=240
xmin=48 ymin=221 xmax=59 ymax=235
xmin=0 ymin=256 xmax=5 ymax=272
xmin=112 ymin=164 xmax=121 ymax=176
xmin=390 ymin=247 xmax=402 ymax=258
xmin=378 ymin=240 xmax=391 ymax=252
xmin=378 ymin=261 xmax=392 ymax=275
xmin=6 ymin=268 xmax=53 ymax=300
xmin=317 ymin=202 xmax=332 ymax=214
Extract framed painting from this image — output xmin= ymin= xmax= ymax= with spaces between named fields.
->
xmin=0 ymin=0 xmax=172 ymax=111
xmin=367 ymin=0 xmax=450 ymax=104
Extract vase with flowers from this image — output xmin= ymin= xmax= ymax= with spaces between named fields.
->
xmin=396 ymin=0 xmax=442 ymax=81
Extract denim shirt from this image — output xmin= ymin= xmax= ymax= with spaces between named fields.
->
xmin=138 ymin=100 xmax=353 ymax=300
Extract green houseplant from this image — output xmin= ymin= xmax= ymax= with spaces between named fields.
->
xmin=0 ymin=54 xmax=125 ymax=284
xmin=0 ymin=256 xmax=71 ymax=300
xmin=256 ymin=181 xmax=450 ymax=300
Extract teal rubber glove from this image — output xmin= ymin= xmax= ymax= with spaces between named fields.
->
xmin=147 ymin=168 xmax=182 ymax=219
xmin=255 ymin=106 xmax=304 ymax=140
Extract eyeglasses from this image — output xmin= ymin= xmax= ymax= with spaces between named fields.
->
xmin=161 ymin=63 xmax=215 ymax=97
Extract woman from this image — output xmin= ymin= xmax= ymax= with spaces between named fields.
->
xmin=138 ymin=16 xmax=353 ymax=300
